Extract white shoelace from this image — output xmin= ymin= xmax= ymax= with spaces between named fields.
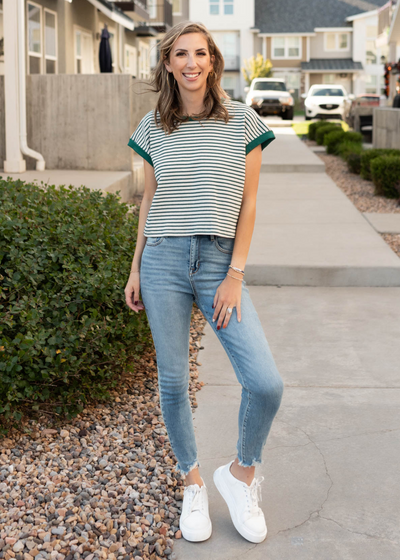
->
xmin=246 ymin=475 xmax=265 ymax=516
xmin=184 ymin=484 xmax=205 ymax=514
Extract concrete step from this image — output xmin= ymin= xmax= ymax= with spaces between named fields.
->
xmin=0 ymin=163 xmax=144 ymax=202
xmin=246 ymin=173 xmax=400 ymax=287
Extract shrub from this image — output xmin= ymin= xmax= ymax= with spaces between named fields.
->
xmin=360 ymin=149 xmax=400 ymax=181
xmin=324 ymin=129 xmax=347 ymax=154
xmin=370 ymin=155 xmax=400 ymax=198
xmin=316 ymin=124 xmax=341 ymax=145
xmin=336 ymin=141 xmax=364 ymax=161
xmin=308 ymin=120 xmax=331 ymax=141
xmin=347 ymin=151 xmax=363 ymax=174
xmin=0 ymin=179 xmax=152 ymax=431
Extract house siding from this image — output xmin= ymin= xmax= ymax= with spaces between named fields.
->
xmin=309 ymin=30 xmax=352 ymax=59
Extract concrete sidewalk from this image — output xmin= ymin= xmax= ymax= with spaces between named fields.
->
xmin=246 ymin=129 xmax=400 ymax=287
xmin=176 ymin=287 xmax=400 ymax=559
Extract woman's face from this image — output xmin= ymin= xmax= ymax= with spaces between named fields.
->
xmin=164 ymin=32 xmax=214 ymax=95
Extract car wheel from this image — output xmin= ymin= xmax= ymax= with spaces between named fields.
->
xmin=286 ymin=108 xmax=294 ymax=120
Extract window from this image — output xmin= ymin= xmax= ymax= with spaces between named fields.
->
xmin=75 ymin=28 xmax=93 ymax=74
xmin=172 ymin=0 xmax=182 ymax=15
xmin=44 ymin=9 xmax=57 ymax=74
xmin=272 ymin=36 xmax=301 ymax=59
xmin=224 ymin=0 xmax=234 ymax=15
xmin=215 ymin=32 xmax=239 ymax=70
xmin=139 ymin=40 xmax=150 ymax=79
xmin=365 ymin=74 xmax=377 ymax=93
xmin=148 ymin=0 xmax=157 ymax=19
xmin=325 ymin=32 xmax=349 ymax=51
xmin=366 ymin=40 xmax=377 ymax=64
xmin=0 ymin=1 xmax=4 ymax=63
xmin=322 ymin=73 xmax=336 ymax=84
xmin=28 ymin=1 xmax=42 ymax=74
xmin=125 ymin=44 xmax=137 ymax=76
xmin=222 ymin=76 xmax=235 ymax=98
xmin=210 ymin=0 xmax=219 ymax=15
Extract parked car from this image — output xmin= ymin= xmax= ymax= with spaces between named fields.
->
xmin=346 ymin=93 xmax=380 ymax=131
xmin=244 ymin=78 xmax=294 ymax=120
xmin=302 ymin=85 xmax=354 ymax=120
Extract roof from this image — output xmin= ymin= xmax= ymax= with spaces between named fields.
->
xmin=301 ymin=58 xmax=364 ymax=71
xmin=254 ymin=0 xmax=389 ymax=34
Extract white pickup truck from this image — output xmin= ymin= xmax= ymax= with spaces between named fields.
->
xmin=244 ymin=77 xmax=294 ymax=120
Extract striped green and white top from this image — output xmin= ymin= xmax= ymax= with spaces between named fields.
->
xmin=128 ymin=99 xmax=275 ymax=238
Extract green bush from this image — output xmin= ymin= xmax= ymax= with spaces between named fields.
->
xmin=360 ymin=149 xmax=400 ymax=181
xmin=316 ymin=124 xmax=341 ymax=145
xmin=336 ymin=141 xmax=364 ymax=161
xmin=0 ymin=178 xmax=151 ymax=430
xmin=347 ymin=151 xmax=363 ymax=174
xmin=308 ymin=120 xmax=332 ymax=141
xmin=324 ymin=129 xmax=347 ymax=154
xmin=370 ymin=156 xmax=400 ymax=198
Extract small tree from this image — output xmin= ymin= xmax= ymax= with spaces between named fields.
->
xmin=242 ymin=53 xmax=273 ymax=86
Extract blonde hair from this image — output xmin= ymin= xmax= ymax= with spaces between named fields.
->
xmin=147 ymin=21 xmax=231 ymax=134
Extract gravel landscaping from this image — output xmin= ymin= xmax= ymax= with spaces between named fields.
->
xmin=0 ymin=304 xmax=207 ymax=560
xmin=381 ymin=234 xmax=400 ymax=258
xmin=313 ymin=149 xmax=400 ymax=214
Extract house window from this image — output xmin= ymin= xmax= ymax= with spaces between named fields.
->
xmin=125 ymin=44 xmax=137 ymax=76
xmin=222 ymin=75 xmax=235 ymax=98
xmin=272 ymin=37 xmax=301 ymax=59
xmin=44 ymin=9 xmax=57 ymax=74
xmin=148 ymin=0 xmax=157 ymax=19
xmin=224 ymin=0 xmax=234 ymax=15
xmin=28 ymin=1 xmax=42 ymax=74
xmin=75 ymin=28 xmax=93 ymax=74
xmin=173 ymin=0 xmax=182 ymax=15
xmin=323 ymin=74 xmax=336 ymax=84
xmin=139 ymin=40 xmax=150 ymax=79
xmin=366 ymin=40 xmax=377 ymax=65
xmin=325 ymin=32 xmax=349 ymax=51
xmin=365 ymin=74 xmax=377 ymax=93
xmin=210 ymin=0 xmax=219 ymax=15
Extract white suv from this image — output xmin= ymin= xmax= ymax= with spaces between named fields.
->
xmin=302 ymin=84 xmax=354 ymax=120
xmin=245 ymin=78 xmax=294 ymax=120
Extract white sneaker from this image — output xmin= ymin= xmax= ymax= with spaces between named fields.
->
xmin=213 ymin=460 xmax=267 ymax=543
xmin=179 ymin=479 xmax=212 ymax=542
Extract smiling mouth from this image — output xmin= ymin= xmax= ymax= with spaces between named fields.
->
xmin=183 ymin=72 xmax=201 ymax=79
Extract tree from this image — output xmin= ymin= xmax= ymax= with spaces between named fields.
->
xmin=242 ymin=53 xmax=273 ymax=86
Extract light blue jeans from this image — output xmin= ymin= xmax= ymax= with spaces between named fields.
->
xmin=140 ymin=234 xmax=284 ymax=476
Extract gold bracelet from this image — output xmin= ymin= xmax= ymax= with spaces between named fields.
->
xmin=226 ymin=272 xmax=243 ymax=281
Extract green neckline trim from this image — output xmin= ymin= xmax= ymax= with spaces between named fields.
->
xmin=128 ymin=138 xmax=154 ymax=167
xmin=246 ymin=130 xmax=275 ymax=155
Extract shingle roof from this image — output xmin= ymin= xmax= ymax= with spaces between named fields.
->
xmin=254 ymin=0 xmax=389 ymax=34
xmin=301 ymin=58 xmax=364 ymax=71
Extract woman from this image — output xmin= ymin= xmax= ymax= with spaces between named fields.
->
xmin=125 ymin=21 xmax=284 ymax=545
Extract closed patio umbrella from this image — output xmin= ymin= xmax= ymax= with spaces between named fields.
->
xmin=99 ymin=24 xmax=112 ymax=73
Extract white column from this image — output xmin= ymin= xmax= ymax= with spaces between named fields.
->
xmin=3 ymin=0 xmax=26 ymax=172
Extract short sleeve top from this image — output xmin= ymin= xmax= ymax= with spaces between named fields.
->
xmin=127 ymin=99 xmax=275 ymax=238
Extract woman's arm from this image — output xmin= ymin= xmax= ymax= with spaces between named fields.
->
xmin=212 ymin=143 xmax=263 ymax=328
xmin=230 ymin=143 xmax=263 ymax=274
xmin=130 ymin=160 xmax=158 ymax=273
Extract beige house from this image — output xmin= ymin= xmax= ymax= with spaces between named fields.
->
xmin=0 ymin=0 xmax=163 ymax=78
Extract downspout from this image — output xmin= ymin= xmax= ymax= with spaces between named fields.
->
xmin=17 ymin=0 xmax=45 ymax=170
xmin=118 ymin=23 xmax=124 ymax=74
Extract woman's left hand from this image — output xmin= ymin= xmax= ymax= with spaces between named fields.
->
xmin=212 ymin=274 xmax=242 ymax=330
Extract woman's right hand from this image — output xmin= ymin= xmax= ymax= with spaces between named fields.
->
xmin=125 ymin=270 xmax=145 ymax=313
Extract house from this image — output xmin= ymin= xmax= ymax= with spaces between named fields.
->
xmin=0 ymin=0 xmax=172 ymax=78
xmin=252 ymin=0 xmax=389 ymax=99
xmin=189 ymin=0 xmax=254 ymax=99
xmin=376 ymin=0 xmax=400 ymax=103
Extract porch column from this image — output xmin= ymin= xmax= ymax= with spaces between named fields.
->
xmin=3 ymin=0 xmax=26 ymax=172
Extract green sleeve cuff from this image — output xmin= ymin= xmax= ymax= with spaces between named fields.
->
xmin=246 ymin=130 xmax=275 ymax=155
xmin=128 ymin=138 xmax=154 ymax=167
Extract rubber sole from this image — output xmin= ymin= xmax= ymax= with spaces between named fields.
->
xmin=213 ymin=465 xmax=267 ymax=544
xmin=179 ymin=517 xmax=212 ymax=542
